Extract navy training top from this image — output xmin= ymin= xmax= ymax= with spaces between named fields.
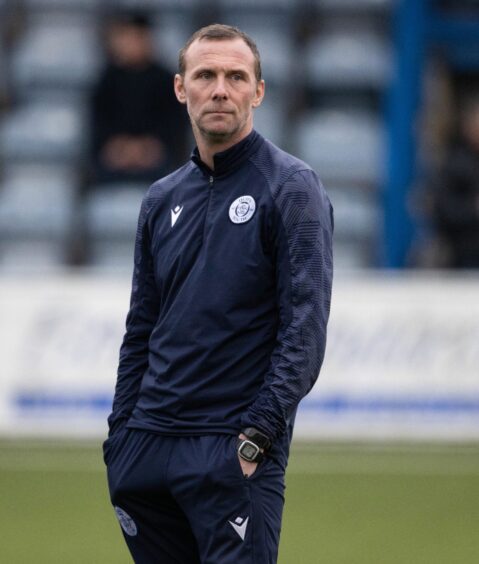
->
xmin=108 ymin=130 xmax=334 ymax=464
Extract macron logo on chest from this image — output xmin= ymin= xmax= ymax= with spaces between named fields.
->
xmin=171 ymin=205 xmax=183 ymax=227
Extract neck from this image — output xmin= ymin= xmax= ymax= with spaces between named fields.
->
xmin=194 ymin=125 xmax=253 ymax=170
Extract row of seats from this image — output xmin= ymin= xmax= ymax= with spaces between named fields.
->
xmin=11 ymin=16 xmax=102 ymax=96
xmin=1 ymin=101 xmax=86 ymax=162
xmin=0 ymin=166 xmax=380 ymax=272
xmin=8 ymin=13 xmax=391 ymax=92
xmin=0 ymin=100 xmax=385 ymax=184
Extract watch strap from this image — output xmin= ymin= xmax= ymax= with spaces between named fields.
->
xmin=241 ymin=427 xmax=272 ymax=450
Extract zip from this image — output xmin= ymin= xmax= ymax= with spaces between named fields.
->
xmin=202 ymin=175 xmax=214 ymax=242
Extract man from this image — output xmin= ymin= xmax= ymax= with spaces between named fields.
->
xmin=90 ymin=11 xmax=187 ymax=185
xmin=104 ymin=24 xmax=333 ymax=563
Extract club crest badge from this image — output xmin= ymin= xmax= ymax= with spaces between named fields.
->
xmin=114 ymin=506 xmax=138 ymax=537
xmin=229 ymin=195 xmax=256 ymax=224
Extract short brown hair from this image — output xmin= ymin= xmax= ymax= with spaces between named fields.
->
xmin=178 ymin=23 xmax=262 ymax=82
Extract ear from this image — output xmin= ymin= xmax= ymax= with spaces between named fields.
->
xmin=252 ymin=79 xmax=265 ymax=109
xmin=174 ymin=74 xmax=187 ymax=105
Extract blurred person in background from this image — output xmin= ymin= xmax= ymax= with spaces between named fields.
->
xmin=430 ymin=97 xmax=479 ymax=268
xmin=89 ymin=11 xmax=187 ymax=185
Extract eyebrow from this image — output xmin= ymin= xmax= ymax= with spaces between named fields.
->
xmin=192 ymin=66 xmax=249 ymax=77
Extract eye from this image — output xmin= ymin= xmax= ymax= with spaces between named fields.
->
xmin=198 ymin=71 xmax=213 ymax=79
xmin=231 ymin=73 xmax=243 ymax=81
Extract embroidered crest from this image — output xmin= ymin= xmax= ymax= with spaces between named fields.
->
xmin=229 ymin=196 xmax=256 ymax=224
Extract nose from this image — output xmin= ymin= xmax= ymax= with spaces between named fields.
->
xmin=211 ymin=76 xmax=228 ymax=100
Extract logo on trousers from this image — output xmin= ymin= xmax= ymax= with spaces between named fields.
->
xmin=114 ymin=506 xmax=138 ymax=536
xmin=228 ymin=516 xmax=249 ymax=541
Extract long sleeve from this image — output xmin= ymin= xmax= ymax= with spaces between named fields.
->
xmin=108 ymin=195 xmax=161 ymax=436
xmin=240 ymin=169 xmax=334 ymax=441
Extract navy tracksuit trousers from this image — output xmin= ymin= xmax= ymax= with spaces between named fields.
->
xmin=104 ymin=428 xmax=285 ymax=563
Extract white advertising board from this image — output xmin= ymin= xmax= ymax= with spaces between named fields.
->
xmin=0 ymin=272 xmax=478 ymax=440
xmin=297 ymin=273 xmax=479 ymax=440
xmin=0 ymin=275 xmax=128 ymax=437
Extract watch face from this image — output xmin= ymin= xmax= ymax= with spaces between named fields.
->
xmin=240 ymin=441 xmax=259 ymax=461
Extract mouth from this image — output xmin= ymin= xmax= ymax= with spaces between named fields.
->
xmin=205 ymin=110 xmax=234 ymax=115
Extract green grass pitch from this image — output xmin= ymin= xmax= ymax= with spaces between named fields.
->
xmin=0 ymin=440 xmax=478 ymax=563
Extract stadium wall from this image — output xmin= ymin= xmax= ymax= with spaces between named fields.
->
xmin=0 ymin=273 xmax=478 ymax=441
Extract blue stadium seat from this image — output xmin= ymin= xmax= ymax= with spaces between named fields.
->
xmin=253 ymin=90 xmax=287 ymax=148
xmin=153 ymin=12 xmax=195 ymax=72
xmin=0 ymin=101 xmax=85 ymax=162
xmin=216 ymin=13 xmax=293 ymax=87
xmin=304 ymin=25 xmax=391 ymax=89
xmin=332 ymin=240 xmax=375 ymax=269
xmin=0 ymin=165 xmax=77 ymax=238
xmin=85 ymin=184 xmax=147 ymax=239
xmin=295 ymin=109 xmax=385 ymax=186
xmin=85 ymin=183 xmax=148 ymax=271
xmin=317 ymin=185 xmax=380 ymax=269
xmin=11 ymin=18 xmax=101 ymax=93
xmin=0 ymin=240 xmax=68 ymax=271
xmin=327 ymin=186 xmax=379 ymax=240
xmin=89 ymin=240 xmax=137 ymax=271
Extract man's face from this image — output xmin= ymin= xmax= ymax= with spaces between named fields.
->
xmin=174 ymin=38 xmax=264 ymax=145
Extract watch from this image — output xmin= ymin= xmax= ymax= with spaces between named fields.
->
xmin=237 ymin=438 xmax=265 ymax=463
xmin=237 ymin=427 xmax=272 ymax=463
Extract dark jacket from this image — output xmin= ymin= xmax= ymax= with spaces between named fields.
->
xmin=90 ymin=61 xmax=188 ymax=179
xmin=433 ymin=143 xmax=479 ymax=267
xmin=108 ymin=130 xmax=334 ymax=463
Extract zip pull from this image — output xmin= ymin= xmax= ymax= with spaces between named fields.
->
xmin=209 ymin=175 xmax=214 ymax=185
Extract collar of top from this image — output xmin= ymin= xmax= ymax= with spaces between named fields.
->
xmin=191 ymin=129 xmax=262 ymax=178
